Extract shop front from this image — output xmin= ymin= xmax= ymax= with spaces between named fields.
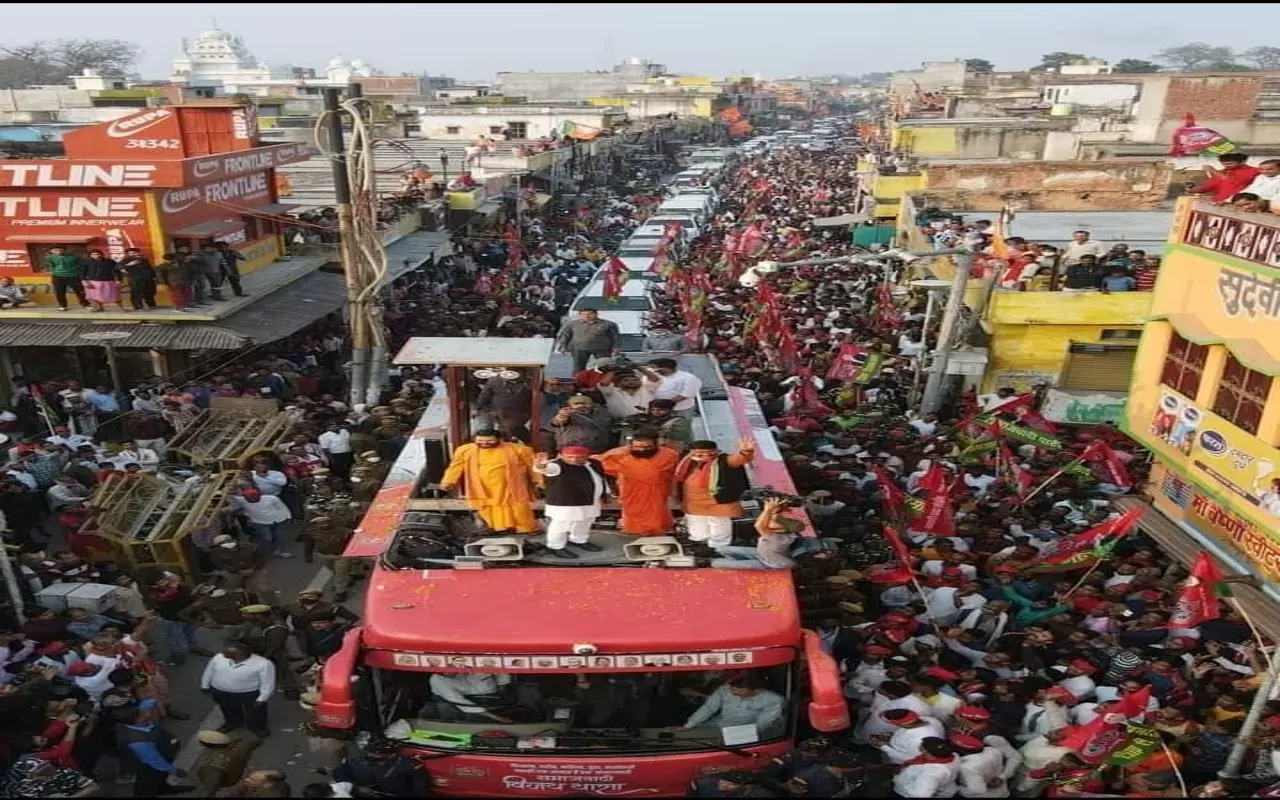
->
xmin=0 ymin=103 xmax=312 ymax=304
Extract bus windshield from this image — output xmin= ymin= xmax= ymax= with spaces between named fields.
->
xmin=372 ymin=664 xmax=793 ymax=753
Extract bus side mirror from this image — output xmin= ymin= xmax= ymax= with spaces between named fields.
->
xmin=314 ymin=627 xmax=362 ymax=730
xmin=801 ymin=629 xmax=850 ymax=732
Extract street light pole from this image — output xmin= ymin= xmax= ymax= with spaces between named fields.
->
xmin=920 ymin=252 xmax=975 ymax=416
xmin=439 ymin=149 xmax=449 ymax=189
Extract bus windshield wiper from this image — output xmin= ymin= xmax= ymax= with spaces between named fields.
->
xmin=627 ymin=733 xmax=755 ymax=758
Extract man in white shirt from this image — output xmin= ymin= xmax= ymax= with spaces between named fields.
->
xmin=248 ymin=461 xmax=289 ymax=497
xmin=856 ymin=680 xmax=934 ymax=743
xmin=113 ymin=443 xmax=159 ymax=472
xmin=317 ymin=423 xmax=354 ymax=481
xmin=1060 ymin=230 xmax=1107 ymax=266
xmin=200 ymin=642 xmax=276 ymax=736
xmin=597 ymin=367 xmax=662 ymax=420
xmin=428 ymin=672 xmax=515 ymax=722
xmin=953 ymin=733 xmax=1016 ymax=798
xmin=893 ymin=738 xmax=961 ymax=799
xmin=231 ymin=488 xmax=294 ymax=558
xmin=874 ymin=708 xmax=945 ymax=764
xmin=1243 ymin=159 xmax=1280 ymax=201
xmin=648 ymin=357 xmax=702 ymax=417
xmin=46 ymin=475 xmax=89 ymax=511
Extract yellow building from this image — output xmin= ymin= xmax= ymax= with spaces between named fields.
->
xmin=897 ymin=202 xmax=1152 ymax=402
xmin=1122 ymin=198 xmax=1280 ymax=590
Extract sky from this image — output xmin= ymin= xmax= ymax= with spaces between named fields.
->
xmin=8 ymin=3 xmax=1280 ymax=81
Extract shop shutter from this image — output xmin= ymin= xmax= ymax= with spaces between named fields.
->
xmin=1058 ymin=343 xmax=1138 ymax=392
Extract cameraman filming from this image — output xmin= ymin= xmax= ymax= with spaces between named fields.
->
xmin=709 ymin=496 xmax=801 ymax=571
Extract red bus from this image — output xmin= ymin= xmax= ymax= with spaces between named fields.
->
xmin=316 ymin=338 xmax=847 ymax=797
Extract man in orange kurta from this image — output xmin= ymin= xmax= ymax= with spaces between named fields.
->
xmin=439 ymin=429 xmax=537 ymax=534
xmin=598 ymin=433 xmax=680 ymax=535
xmin=676 ymin=438 xmax=756 ymax=549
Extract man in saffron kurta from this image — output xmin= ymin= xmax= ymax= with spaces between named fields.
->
xmin=676 ymin=438 xmax=756 ymax=549
xmin=598 ymin=433 xmax=680 ymax=535
xmin=439 ymin=429 xmax=537 ymax=534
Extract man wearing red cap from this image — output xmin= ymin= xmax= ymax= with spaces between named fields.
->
xmin=1058 ymin=659 xmax=1098 ymax=702
xmin=952 ymin=732 xmax=1018 ymax=798
xmin=892 ymin=736 xmax=960 ymax=798
xmin=845 ymin=642 xmax=893 ymax=703
xmin=532 ymin=447 xmax=609 ymax=559
xmin=1017 ymin=686 xmax=1072 ymax=743
xmin=857 ymin=680 xmax=933 ymax=745
xmin=873 ymin=707 xmax=945 ymax=764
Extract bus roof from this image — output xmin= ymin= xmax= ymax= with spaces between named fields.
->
xmin=394 ymin=337 xmax=554 ymax=367
xmin=359 ymin=566 xmax=800 ymax=655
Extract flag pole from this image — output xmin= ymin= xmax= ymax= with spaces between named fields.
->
xmin=1221 ymin=648 xmax=1280 ymax=777
xmin=1018 ymin=453 xmax=1087 ymax=507
xmin=1226 ymin=597 xmax=1276 ymax=673
xmin=1158 ymin=736 xmax=1190 ymax=797
xmin=1059 ymin=557 xmax=1108 ymax=601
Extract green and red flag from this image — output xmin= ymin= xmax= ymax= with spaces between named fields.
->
xmin=1038 ymin=508 xmax=1142 ymax=569
xmin=1169 ymin=552 xmax=1230 ymax=628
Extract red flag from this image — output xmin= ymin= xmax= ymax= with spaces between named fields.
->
xmin=1169 ymin=552 xmax=1228 ymax=628
xmin=883 ymin=524 xmax=915 ymax=569
xmin=917 ymin=461 xmax=948 ymax=495
xmin=1015 ymin=406 xmax=1058 ymax=435
xmin=873 ymin=464 xmax=906 ymax=514
xmin=1059 ymin=715 xmax=1129 ymax=765
xmin=1169 ymin=112 xmax=1241 ymax=157
xmin=999 ymin=444 xmax=1033 ymax=499
xmin=1040 ymin=508 xmax=1143 ymax=567
xmin=826 ymin=343 xmax=868 ymax=381
xmin=914 ymin=486 xmax=956 ymax=536
xmin=1113 ymin=685 xmax=1153 ymax=722
xmin=1082 ymin=441 xmax=1132 ymax=489
xmin=777 ymin=330 xmax=800 ymax=372
xmin=739 ymin=223 xmax=768 ymax=258
xmin=986 ymin=393 xmax=1035 ymax=415
xmin=602 ymin=256 xmax=628 ymax=302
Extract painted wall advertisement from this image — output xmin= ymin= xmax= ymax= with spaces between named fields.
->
xmin=1147 ymin=389 xmax=1280 ymax=533
xmin=1154 ymin=464 xmax=1280 ymax=585
xmin=1041 ymin=389 xmax=1127 ymax=425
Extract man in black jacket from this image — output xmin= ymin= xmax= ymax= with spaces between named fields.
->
xmin=120 ymin=248 xmax=159 ymax=310
xmin=532 ymin=446 xmax=609 ymax=559
xmin=214 ymin=241 xmax=248 ymax=297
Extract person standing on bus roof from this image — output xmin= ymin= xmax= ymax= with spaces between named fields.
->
xmin=555 ymin=308 xmax=620 ymax=372
xmin=532 ymin=446 xmax=608 ymax=559
xmin=676 ymin=438 xmax=755 ymax=549
xmin=439 ymin=429 xmax=538 ymax=534
xmin=598 ymin=432 xmax=679 ymax=535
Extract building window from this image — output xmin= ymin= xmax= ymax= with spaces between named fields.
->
xmin=445 ymin=126 xmax=461 ymax=135
xmin=489 ymin=126 xmax=504 ymax=134
xmin=1160 ymin=332 xmax=1208 ymax=399
xmin=1212 ymin=353 xmax=1271 ymax=436
xmin=506 ymin=121 xmax=528 ymax=139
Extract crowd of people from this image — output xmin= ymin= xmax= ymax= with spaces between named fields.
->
xmin=2 ymin=117 xmax=1278 ymax=800
xmin=914 ymin=207 xmax=1163 ymax=294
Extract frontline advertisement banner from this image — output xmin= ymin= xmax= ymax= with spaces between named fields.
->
xmin=159 ymin=170 xmax=273 ymax=230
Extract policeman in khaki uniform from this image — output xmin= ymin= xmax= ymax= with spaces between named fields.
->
xmin=192 ymin=729 xmax=258 ymax=796
xmin=301 ymin=517 xmax=359 ymax=602
xmin=182 ymin=585 xmax=262 ymax=631
xmin=228 ymin=604 xmax=301 ymax=699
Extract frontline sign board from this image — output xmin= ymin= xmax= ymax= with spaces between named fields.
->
xmin=160 ymin=171 xmax=270 ymax=215
xmin=0 ymin=195 xmax=144 ymax=226
xmin=184 ymin=143 xmax=312 ymax=183
xmin=0 ymin=164 xmax=159 ymax=189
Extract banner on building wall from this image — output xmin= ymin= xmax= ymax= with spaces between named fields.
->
xmin=1147 ymin=389 xmax=1280 ymax=535
xmin=1155 ymin=465 xmax=1280 ymax=586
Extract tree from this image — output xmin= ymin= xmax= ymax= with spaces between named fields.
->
xmin=964 ymin=58 xmax=995 ymax=72
xmin=1112 ymin=59 xmax=1162 ymax=74
xmin=1205 ymin=60 xmax=1255 ymax=72
xmin=0 ymin=38 xmax=141 ymax=89
xmin=1152 ymin=42 xmax=1239 ymax=71
xmin=1030 ymin=52 xmax=1091 ymax=72
xmin=1241 ymin=46 xmax=1280 ymax=69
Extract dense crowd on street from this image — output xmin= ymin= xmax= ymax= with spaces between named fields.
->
xmin=0 ymin=117 xmax=1277 ymax=800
